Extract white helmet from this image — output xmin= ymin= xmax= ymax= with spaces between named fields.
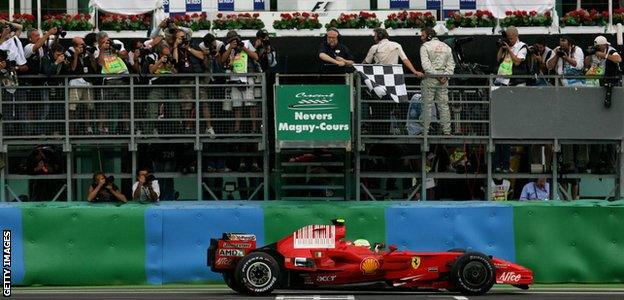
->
xmin=353 ymin=239 xmax=370 ymax=248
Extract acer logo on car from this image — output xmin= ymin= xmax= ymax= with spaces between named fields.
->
xmin=499 ymin=272 xmax=521 ymax=282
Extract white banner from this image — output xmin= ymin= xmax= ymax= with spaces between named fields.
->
xmin=89 ymin=0 xmax=163 ymax=15
xmin=482 ymin=0 xmax=555 ymax=19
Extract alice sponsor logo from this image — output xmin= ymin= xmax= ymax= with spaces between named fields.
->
xmin=223 ymin=242 xmax=252 ymax=248
xmin=498 ymin=272 xmax=521 ymax=282
xmin=218 ymin=249 xmax=244 ymax=257
xmin=3 ymin=230 xmax=11 ymax=297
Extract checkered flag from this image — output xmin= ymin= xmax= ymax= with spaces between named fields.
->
xmin=354 ymin=64 xmax=408 ymax=103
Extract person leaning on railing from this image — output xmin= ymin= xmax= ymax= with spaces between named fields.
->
xmin=318 ymin=27 xmax=354 ymax=74
xmin=87 ymin=171 xmax=127 ymax=203
xmin=132 ymin=167 xmax=160 ymax=202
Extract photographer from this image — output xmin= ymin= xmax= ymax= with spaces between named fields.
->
xmin=173 ymin=29 xmax=204 ymax=133
xmin=546 ymin=36 xmax=585 ymax=86
xmin=0 ymin=19 xmax=27 ymax=73
xmin=197 ymin=33 xmax=223 ymax=137
xmin=145 ymin=44 xmax=176 ymax=135
xmin=96 ymin=31 xmax=129 ymax=134
xmin=66 ymin=37 xmax=98 ymax=134
xmin=41 ymin=43 xmax=70 ymax=135
xmin=127 ymin=39 xmax=149 ymax=75
xmin=254 ymin=29 xmax=277 ymax=74
xmin=528 ymin=37 xmax=554 ymax=86
xmin=87 ymin=172 xmax=127 ymax=203
xmin=584 ymin=36 xmax=621 ymax=87
xmin=220 ymin=30 xmax=259 ymax=134
xmin=132 ymin=167 xmax=160 ymax=202
xmin=494 ymin=26 xmax=529 ymax=86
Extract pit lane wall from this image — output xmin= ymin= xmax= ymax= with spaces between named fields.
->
xmin=0 ymin=201 xmax=622 ymax=285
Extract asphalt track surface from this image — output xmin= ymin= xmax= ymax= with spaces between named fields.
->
xmin=9 ymin=286 xmax=624 ymax=300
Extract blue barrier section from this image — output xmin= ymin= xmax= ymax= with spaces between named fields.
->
xmin=144 ymin=208 xmax=164 ymax=285
xmin=0 ymin=204 xmax=24 ymax=284
xmin=386 ymin=202 xmax=516 ymax=262
xmin=145 ymin=203 xmax=265 ymax=283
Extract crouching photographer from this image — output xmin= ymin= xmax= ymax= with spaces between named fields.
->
xmin=132 ymin=167 xmax=160 ymax=202
xmin=87 ymin=172 xmax=127 ymax=203
xmin=584 ymin=36 xmax=621 ymax=108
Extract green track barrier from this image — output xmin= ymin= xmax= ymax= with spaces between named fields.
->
xmin=512 ymin=200 xmax=624 ymax=283
xmin=21 ymin=203 xmax=147 ymax=285
xmin=263 ymin=202 xmax=389 ymax=245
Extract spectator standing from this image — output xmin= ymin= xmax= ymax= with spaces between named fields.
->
xmin=145 ymin=44 xmax=176 ymax=135
xmin=0 ymin=20 xmax=28 ymax=135
xmin=494 ymin=26 xmax=529 ymax=86
xmin=198 ymin=33 xmax=222 ymax=137
xmin=584 ymin=35 xmax=622 ymax=87
xmin=547 ymin=36 xmax=585 ymax=86
xmin=66 ymin=37 xmax=98 ymax=134
xmin=220 ymin=30 xmax=259 ymax=134
xmin=132 ymin=167 xmax=160 ymax=201
xmin=173 ymin=29 xmax=205 ymax=133
xmin=87 ymin=172 xmax=127 ymax=203
xmin=419 ymin=27 xmax=454 ymax=135
xmin=491 ymin=178 xmax=511 ymax=201
xmin=96 ymin=31 xmax=129 ymax=134
xmin=529 ymin=36 xmax=554 ymax=86
xmin=41 ymin=43 xmax=70 ymax=135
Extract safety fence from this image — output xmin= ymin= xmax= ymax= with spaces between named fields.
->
xmin=0 ymin=73 xmax=623 ymax=202
xmin=0 ymin=201 xmax=622 ymax=285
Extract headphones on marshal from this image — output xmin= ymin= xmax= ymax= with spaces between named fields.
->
xmin=325 ymin=27 xmax=342 ymax=42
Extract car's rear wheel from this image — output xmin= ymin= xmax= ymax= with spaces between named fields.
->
xmin=234 ymin=252 xmax=280 ymax=296
xmin=450 ymin=252 xmax=495 ymax=296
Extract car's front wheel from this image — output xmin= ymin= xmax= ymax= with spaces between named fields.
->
xmin=234 ymin=252 xmax=280 ymax=296
xmin=450 ymin=252 xmax=495 ymax=296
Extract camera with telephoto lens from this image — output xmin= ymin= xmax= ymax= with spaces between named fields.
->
xmin=496 ymin=29 xmax=508 ymax=48
xmin=145 ymin=174 xmax=156 ymax=184
xmin=586 ymin=45 xmax=598 ymax=55
xmin=165 ymin=18 xmax=177 ymax=35
xmin=55 ymin=27 xmax=67 ymax=38
xmin=179 ymin=38 xmax=190 ymax=48
xmin=105 ymin=175 xmax=115 ymax=185
xmin=556 ymin=48 xmax=568 ymax=57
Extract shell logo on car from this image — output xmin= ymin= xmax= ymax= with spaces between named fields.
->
xmin=360 ymin=257 xmax=380 ymax=275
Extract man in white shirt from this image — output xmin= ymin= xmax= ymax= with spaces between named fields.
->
xmin=132 ymin=168 xmax=160 ymax=202
xmin=547 ymin=36 xmax=585 ymax=86
xmin=494 ymin=26 xmax=528 ymax=86
xmin=363 ymin=28 xmax=424 ymax=77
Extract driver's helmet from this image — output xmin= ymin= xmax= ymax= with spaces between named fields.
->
xmin=353 ymin=239 xmax=370 ymax=248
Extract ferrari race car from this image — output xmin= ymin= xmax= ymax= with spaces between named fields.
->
xmin=207 ymin=219 xmax=533 ymax=296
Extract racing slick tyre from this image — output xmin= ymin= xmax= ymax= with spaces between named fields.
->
xmin=234 ymin=252 xmax=280 ymax=296
xmin=223 ymin=272 xmax=243 ymax=293
xmin=450 ymin=252 xmax=495 ymax=296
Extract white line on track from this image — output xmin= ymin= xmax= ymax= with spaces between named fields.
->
xmin=275 ymin=296 xmax=355 ymax=300
xmin=453 ymin=297 xmax=469 ymax=300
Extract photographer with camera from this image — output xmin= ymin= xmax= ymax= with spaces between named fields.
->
xmin=144 ymin=44 xmax=176 ymax=135
xmin=220 ymin=30 xmax=260 ymax=134
xmin=132 ymin=167 xmax=160 ymax=202
xmin=197 ymin=33 xmax=223 ymax=137
xmin=65 ymin=37 xmax=98 ymax=134
xmin=173 ymin=29 xmax=205 ymax=133
xmin=87 ymin=171 xmax=127 ymax=203
xmin=584 ymin=36 xmax=621 ymax=86
xmin=546 ymin=36 xmax=585 ymax=86
xmin=528 ymin=37 xmax=554 ymax=86
xmin=0 ymin=19 xmax=26 ymax=72
xmin=494 ymin=26 xmax=530 ymax=86
xmin=96 ymin=31 xmax=130 ymax=134
xmin=41 ymin=43 xmax=70 ymax=135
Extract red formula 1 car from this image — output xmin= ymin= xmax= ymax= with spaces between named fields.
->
xmin=207 ymin=219 xmax=533 ymax=296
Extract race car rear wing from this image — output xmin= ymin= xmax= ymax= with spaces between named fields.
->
xmin=207 ymin=233 xmax=257 ymax=272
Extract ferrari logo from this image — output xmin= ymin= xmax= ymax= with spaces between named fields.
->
xmin=411 ymin=256 xmax=421 ymax=269
xmin=360 ymin=257 xmax=380 ymax=275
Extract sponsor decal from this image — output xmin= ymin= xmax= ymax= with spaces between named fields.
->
xmin=225 ymin=233 xmax=256 ymax=241
xmin=316 ymin=275 xmax=337 ymax=282
xmin=498 ymin=271 xmax=521 ymax=282
xmin=428 ymin=266 xmax=438 ymax=273
xmin=223 ymin=242 xmax=253 ymax=248
xmin=218 ymin=249 xmax=244 ymax=257
xmin=411 ymin=256 xmax=421 ymax=269
xmin=360 ymin=257 xmax=380 ymax=275
xmin=293 ymin=225 xmax=336 ymax=249
xmin=389 ymin=0 xmax=409 ymax=9
xmin=494 ymin=263 xmax=510 ymax=268
xmin=215 ymin=257 xmax=233 ymax=266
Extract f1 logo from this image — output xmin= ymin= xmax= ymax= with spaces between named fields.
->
xmin=312 ymin=1 xmax=330 ymax=12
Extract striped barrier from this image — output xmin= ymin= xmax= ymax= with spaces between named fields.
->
xmin=0 ymin=201 xmax=623 ymax=285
